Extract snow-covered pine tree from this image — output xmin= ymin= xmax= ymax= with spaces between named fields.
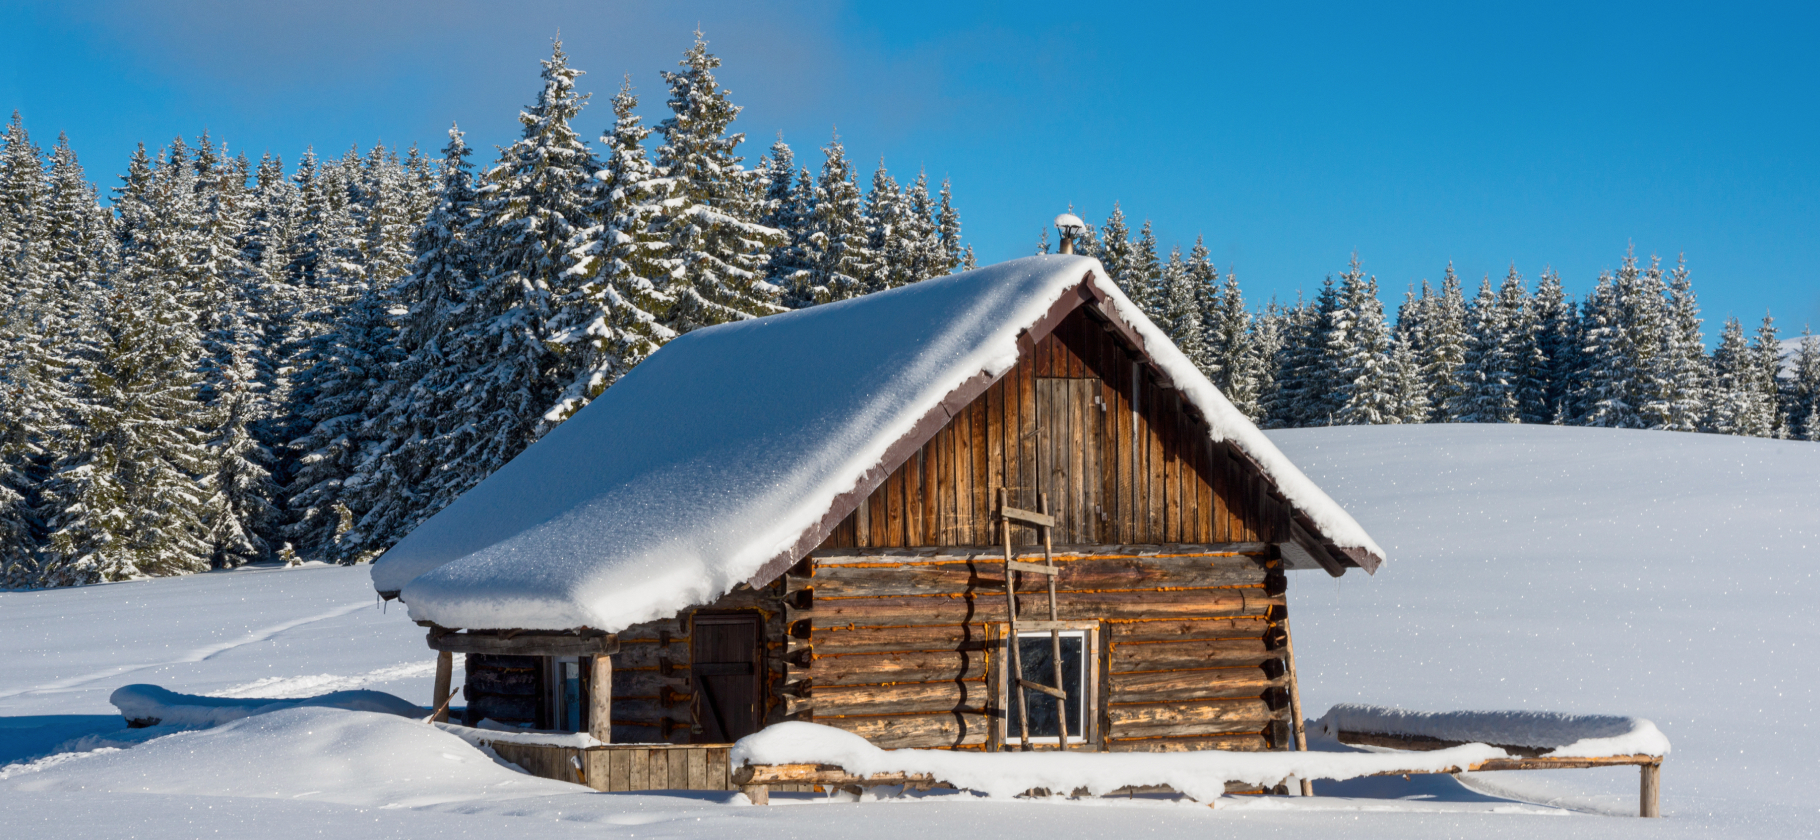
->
xmin=1187 ymin=237 xmax=1222 ymax=379
xmin=1330 ymin=256 xmax=1398 ymax=425
xmin=1388 ymin=332 xmax=1430 ymax=424
xmin=1259 ymin=298 xmax=1303 ymax=427
xmin=1495 ymin=267 xmax=1548 ymax=424
xmin=961 ymin=244 xmax=976 ymax=270
xmin=1448 ymin=274 xmax=1518 ymax=423
xmin=40 ymin=143 xmax=215 ymax=582
xmin=1579 ymin=250 xmax=1668 ymax=429
xmin=200 ymin=311 xmax=279 ymax=567
xmin=1155 ymin=245 xmax=1211 ymax=376
xmin=651 ymin=32 xmax=785 ymax=331
xmin=1133 ymin=221 xmax=1161 ymax=318
xmin=1651 ymin=256 xmax=1708 ymax=432
xmin=340 ymin=125 xmax=482 ymax=559
xmin=902 ymin=171 xmax=947 ymax=280
xmin=1207 ymin=268 xmax=1265 ymax=420
xmin=1750 ymin=315 xmax=1785 ymax=438
xmin=1034 ymin=228 xmax=1050 ymax=256
xmin=1273 ymin=281 xmax=1342 ymax=427
xmin=546 ymin=82 xmax=675 ymax=430
xmin=804 ymin=132 xmax=872 ymax=303
xmin=757 ymin=137 xmax=815 ymax=307
xmin=1530 ymin=269 xmax=1577 ymax=422
xmin=1707 ymin=316 xmax=1758 ymax=435
xmin=1096 ymin=204 xmax=1138 ymax=303
xmin=359 ymin=144 xmax=416 ymax=297
xmin=0 ymin=113 xmax=53 ymax=585
xmin=862 ymin=160 xmax=911 ymax=293
xmin=1420 ymin=264 xmax=1468 ymax=421
xmin=1784 ymin=328 xmax=1820 ymax=441
xmin=937 ymin=179 xmax=963 ymax=272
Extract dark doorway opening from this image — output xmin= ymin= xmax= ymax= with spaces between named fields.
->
xmin=691 ymin=612 xmax=764 ymax=743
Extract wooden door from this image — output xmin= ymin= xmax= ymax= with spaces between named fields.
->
xmin=690 ymin=613 xmax=764 ymax=743
xmin=1036 ymin=377 xmax=1106 ymax=544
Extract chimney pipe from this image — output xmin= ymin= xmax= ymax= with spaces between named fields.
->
xmin=1054 ymin=213 xmax=1086 ymax=255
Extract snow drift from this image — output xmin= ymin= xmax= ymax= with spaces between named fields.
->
xmin=110 ymin=684 xmax=425 ymax=727
xmin=373 ymin=255 xmax=1381 ymax=633
xmin=5 ymin=706 xmax=574 ymax=807
xmin=1315 ymin=704 xmax=1670 ymax=758
xmin=731 ymin=721 xmax=1526 ymax=802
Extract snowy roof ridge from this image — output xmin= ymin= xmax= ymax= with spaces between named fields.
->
xmin=372 ymin=255 xmax=1383 ymax=632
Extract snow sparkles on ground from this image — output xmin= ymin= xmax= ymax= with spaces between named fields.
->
xmin=2 ymin=424 xmax=1816 ymax=838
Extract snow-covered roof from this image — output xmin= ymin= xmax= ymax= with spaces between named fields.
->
xmin=372 ymin=255 xmax=1384 ymax=632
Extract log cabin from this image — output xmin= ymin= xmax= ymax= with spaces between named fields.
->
xmin=370 ymin=254 xmax=1385 ymax=790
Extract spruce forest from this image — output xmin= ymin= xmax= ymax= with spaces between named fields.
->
xmin=2 ymin=36 xmax=1817 ymax=589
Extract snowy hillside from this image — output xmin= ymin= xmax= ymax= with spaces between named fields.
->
xmin=3 ymin=425 xmax=1818 ymax=838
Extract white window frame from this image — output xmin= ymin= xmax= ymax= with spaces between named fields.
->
xmin=996 ymin=621 xmax=1099 ymax=747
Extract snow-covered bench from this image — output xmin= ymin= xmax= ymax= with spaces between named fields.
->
xmin=731 ymin=708 xmax=1669 ymax=817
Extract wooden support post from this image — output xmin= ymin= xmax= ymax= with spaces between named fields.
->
xmin=1041 ymin=493 xmax=1068 ymax=751
xmin=1001 ymin=489 xmax=1032 ymax=750
xmin=590 ymin=654 xmax=613 ymax=744
xmin=741 ymin=784 xmax=770 ymax=805
xmin=431 ymin=650 xmax=454 ymax=723
xmin=1282 ymin=618 xmax=1313 ymax=797
xmin=1640 ymin=762 xmax=1661 ymax=818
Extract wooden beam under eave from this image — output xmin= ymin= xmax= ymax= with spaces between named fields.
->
xmin=427 ymin=631 xmax=620 ymax=657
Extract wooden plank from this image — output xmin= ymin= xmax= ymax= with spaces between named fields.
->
xmin=922 ymin=444 xmax=938 ymax=546
xmin=955 ymin=406 xmax=974 ymax=545
xmin=670 ymin=746 xmax=690 ymax=789
xmin=811 ymin=555 xmax=1269 ymax=598
xmin=906 ymin=450 xmax=923 ymax=547
xmin=1105 ymin=734 xmax=1271 ymax=753
xmin=1109 ymin=638 xmax=1282 ymax=672
xmin=1641 ymin=763 xmax=1661 ymax=817
xmin=1145 ymin=379 xmax=1163 ymax=542
xmin=1108 ymin=667 xmax=1282 ymax=704
xmin=431 ymin=650 xmax=453 ymax=723
xmin=809 ymin=623 xmax=989 ymax=654
xmin=933 ymin=426 xmax=951 ymax=545
xmin=885 ymin=464 xmax=904 ymax=548
xmin=1005 ymin=559 xmax=1058 ymax=576
xmin=628 ymin=747 xmax=649 ymax=791
xmin=1103 ymin=617 xmax=1274 ymax=643
xmin=590 ymin=654 xmax=613 ymax=743
xmin=821 ymin=711 xmax=992 ymax=749
xmin=812 ymin=679 xmax=990 ymax=717
xmin=609 ymin=747 xmax=629 ymax=792
xmin=1107 ymin=697 xmax=1276 ymax=739
xmin=972 ymin=395 xmax=990 ymax=545
xmin=987 ymin=378 xmax=1004 ymax=522
xmin=811 ymin=588 xmax=1276 ymax=627
xmin=1000 ymin=506 xmax=1055 ymax=528
xmin=1018 ymin=352 xmax=1037 ymax=534
xmin=609 ymin=641 xmax=688 ymax=670
xmin=429 ymin=632 xmax=617 ymax=657
xmin=808 ymin=650 xmax=987 ymax=685
xmin=708 ymin=746 xmax=731 ymax=791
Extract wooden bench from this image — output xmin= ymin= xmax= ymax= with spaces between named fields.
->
xmin=1334 ymin=729 xmax=1662 ymax=817
xmin=734 ymin=746 xmax=1663 ymax=816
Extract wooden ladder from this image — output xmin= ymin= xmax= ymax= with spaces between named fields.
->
xmin=996 ymin=488 xmax=1070 ymax=751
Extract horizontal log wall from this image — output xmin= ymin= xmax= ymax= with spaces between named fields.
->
xmin=605 ymin=571 xmax=811 ymax=744
xmin=820 ymin=307 xmax=1294 ymax=551
xmin=800 ymin=547 xmax=1291 ymax=752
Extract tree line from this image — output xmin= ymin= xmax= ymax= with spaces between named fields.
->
xmin=0 ymin=35 xmax=968 ymax=587
xmin=1042 ymin=206 xmax=1820 ymax=437
xmin=3 ymin=35 xmax=1816 ymax=590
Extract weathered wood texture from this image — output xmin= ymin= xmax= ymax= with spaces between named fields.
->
xmin=820 ymin=309 xmax=1292 ymax=551
xmin=604 ymin=571 xmax=812 ymax=744
xmin=486 ymin=741 xmax=787 ymax=793
xmin=462 ymin=654 xmax=541 ymax=728
xmin=797 ymin=548 xmax=1291 ymax=751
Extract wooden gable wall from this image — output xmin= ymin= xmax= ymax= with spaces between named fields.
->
xmin=821 ymin=305 xmax=1287 ymax=549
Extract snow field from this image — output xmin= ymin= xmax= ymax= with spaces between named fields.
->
xmin=1 ymin=424 xmax=1816 ymax=837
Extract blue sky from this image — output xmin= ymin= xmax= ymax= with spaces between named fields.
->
xmin=3 ymin=1 xmax=1815 ymax=333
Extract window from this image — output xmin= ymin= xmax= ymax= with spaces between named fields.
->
xmin=999 ymin=623 xmax=1098 ymax=746
xmin=546 ymin=656 xmax=587 ymax=732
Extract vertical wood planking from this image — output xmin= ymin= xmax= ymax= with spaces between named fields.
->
xmin=987 ymin=379 xmax=1004 ymax=518
xmin=1017 ymin=353 xmax=1037 ymax=526
xmin=973 ymin=395 xmax=990 ymax=545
